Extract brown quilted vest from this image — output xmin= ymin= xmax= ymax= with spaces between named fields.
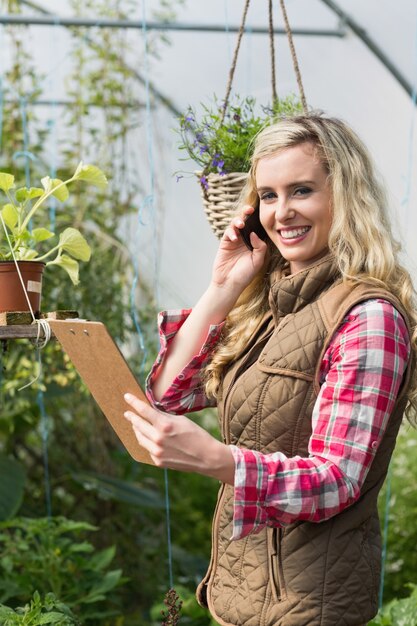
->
xmin=197 ymin=255 xmax=412 ymax=626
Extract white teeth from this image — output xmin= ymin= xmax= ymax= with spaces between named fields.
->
xmin=280 ymin=226 xmax=310 ymax=239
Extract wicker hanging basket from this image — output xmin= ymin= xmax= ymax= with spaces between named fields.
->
xmin=196 ymin=171 xmax=248 ymax=239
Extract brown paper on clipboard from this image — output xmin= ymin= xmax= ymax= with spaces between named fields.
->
xmin=49 ymin=319 xmax=154 ymax=465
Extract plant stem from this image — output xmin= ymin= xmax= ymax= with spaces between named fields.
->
xmin=35 ymin=245 xmax=61 ymax=262
xmin=20 ymin=177 xmax=77 ymax=232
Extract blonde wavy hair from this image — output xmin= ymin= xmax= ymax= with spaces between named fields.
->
xmin=204 ymin=113 xmax=417 ymax=418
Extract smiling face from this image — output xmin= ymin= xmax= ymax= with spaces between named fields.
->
xmin=256 ymin=142 xmax=333 ymax=274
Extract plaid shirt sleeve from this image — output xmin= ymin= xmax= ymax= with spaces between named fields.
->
xmin=145 ymin=309 xmax=223 ymax=413
xmin=230 ymin=299 xmax=411 ymax=541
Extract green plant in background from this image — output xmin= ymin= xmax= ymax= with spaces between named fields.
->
xmin=377 ymin=424 xmax=417 ymax=603
xmin=0 ymin=517 xmax=125 ymax=623
xmin=368 ymin=584 xmax=417 ymax=625
xmin=0 ymin=454 xmax=26 ymax=521
xmin=150 ymin=585 xmax=219 ymax=626
xmin=0 ymin=591 xmax=80 ymax=626
xmin=0 ymin=163 xmax=107 ymax=284
xmin=177 ymin=94 xmax=303 ymax=186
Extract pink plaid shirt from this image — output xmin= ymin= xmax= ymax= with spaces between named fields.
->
xmin=146 ymin=299 xmax=410 ymax=541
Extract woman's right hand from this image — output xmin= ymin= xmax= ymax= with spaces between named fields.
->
xmin=211 ymin=206 xmax=268 ymax=295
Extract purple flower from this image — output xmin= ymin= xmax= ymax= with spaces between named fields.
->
xmin=200 ymin=175 xmax=208 ymax=190
xmin=199 ymin=145 xmax=208 ymax=155
xmin=212 ymin=153 xmax=221 ymax=167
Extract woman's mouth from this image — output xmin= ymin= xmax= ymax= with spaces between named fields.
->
xmin=279 ymin=226 xmax=311 ymax=240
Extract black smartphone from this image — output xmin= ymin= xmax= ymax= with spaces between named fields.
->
xmin=240 ymin=205 xmax=268 ymax=250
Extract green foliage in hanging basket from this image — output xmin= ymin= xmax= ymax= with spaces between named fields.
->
xmin=176 ymin=94 xmax=303 ymax=187
xmin=0 ymin=163 xmax=108 ymax=285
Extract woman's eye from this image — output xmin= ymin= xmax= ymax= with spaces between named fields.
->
xmin=294 ymin=187 xmax=312 ymax=196
xmin=260 ymin=192 xmax=276 ymax=201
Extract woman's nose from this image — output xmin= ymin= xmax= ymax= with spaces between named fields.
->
xmin=275 ymin=199 xmax=295 ymax=221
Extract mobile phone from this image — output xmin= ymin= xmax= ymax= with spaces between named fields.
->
xmin=240 ymin=205 xmax=268 ymax=250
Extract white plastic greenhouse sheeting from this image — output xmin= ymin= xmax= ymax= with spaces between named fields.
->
xmin=11 ymin=0 xmax=417 ymax=308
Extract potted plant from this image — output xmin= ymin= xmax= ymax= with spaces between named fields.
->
xmin=0 ymin=162 xmax=107 ymax=315
xmin=176 ymin=94 xmax=303 ymax=238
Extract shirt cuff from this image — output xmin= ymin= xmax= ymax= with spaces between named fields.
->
xmin=230 ymin=446 xmax=270 ymax=541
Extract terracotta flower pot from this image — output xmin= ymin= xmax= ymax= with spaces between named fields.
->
xmin=0 ymin=261 xmax=45 ymax=315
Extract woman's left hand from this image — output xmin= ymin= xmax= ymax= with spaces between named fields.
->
xmin=123 ymin=394 xmax=235 ymax=484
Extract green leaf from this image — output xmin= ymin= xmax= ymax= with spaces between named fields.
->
xmin=1 ymin=204 xmax=19 ymax=229
xmin=82 ymin=569 xmax=122 ymax=603
xmin=15 ymin=187 xmax=29 ymax=203
xmin=38 ymin=612 xmax=72 ymax=624
xmin=0 ymin=173 xmax=15 ymax=192
xmin=74 ymin=163 xmax=108 ymax=188
xmin=31 ymin=228 xmax=55 ymax=243
xmin=50 ymin=179 xmax=69 ymax=202
xmin=88 ymin=546 xmax=115 ymax=572
xmin=47 ymin=254 xmax=79 ymax=285
xmin=71 ymin=471 xmax=165 ymax=508
xmin=58 ymin=227 xmax=91 ymax=261
xmin=15 ymin=186 xmax=45 ymax=203
xmin=0 ymin=454 xmax=26 ymax=521
xmin=28 ymin=187 xmax=45 ymax=200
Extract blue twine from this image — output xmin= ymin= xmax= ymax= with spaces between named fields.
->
xmin=47 ymin=117 xmax=57 ymax=232
xmin=37 ymin=367 xmax=52 ymax=519
xmin=129 ymin=192 xmax=153 ymax=375
xmin=46 ymin=15 xmax=61 ymax=233
xmin=139 ymin=0 xmax=173 ymax=590
xmin=379 ymin=462 xmax=392 ymax=608
xmin=164 ymin=468 xmax=174 ymax=589
xmin=19 ymin=98 xmax=31 ymax=187
xmin=12 ymin=150 xmax=39 ymax=163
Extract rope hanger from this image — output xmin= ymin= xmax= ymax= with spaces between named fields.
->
xmin=221 ymin=0 xmax=308 ymax=124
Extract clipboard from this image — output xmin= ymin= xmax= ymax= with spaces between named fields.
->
xmin=49 ymin=319 xmax=154 ymax=465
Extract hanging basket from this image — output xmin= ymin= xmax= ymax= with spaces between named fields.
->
xmin=196 ymin=171 xmax=248 ymax=239
xmin=0 ymin=261 xmax=45 ymax=315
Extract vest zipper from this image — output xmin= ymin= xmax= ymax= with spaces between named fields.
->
xmin=268 ymin=527 xmax=287 ymax=603
xmin=202 ymin=483 xmax=226 ymax=598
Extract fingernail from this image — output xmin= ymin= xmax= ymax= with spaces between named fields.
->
xmin=124 ymin=393 xmax=132 ymax=401
xmin=124 ymin=411 xmax=131 ymax=420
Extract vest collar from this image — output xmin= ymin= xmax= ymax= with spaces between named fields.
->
xmin=268 ymin=254 xmax=339 ymax=322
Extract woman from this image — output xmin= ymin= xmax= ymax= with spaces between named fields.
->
xmin=124 ymin=114 xmax=417 ymax=626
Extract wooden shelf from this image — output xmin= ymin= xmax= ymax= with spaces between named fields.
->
xmin=0 ymin=311 xmax=79 ymax=340
xmin=0 ymin=325 xmax=54 ymax=340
